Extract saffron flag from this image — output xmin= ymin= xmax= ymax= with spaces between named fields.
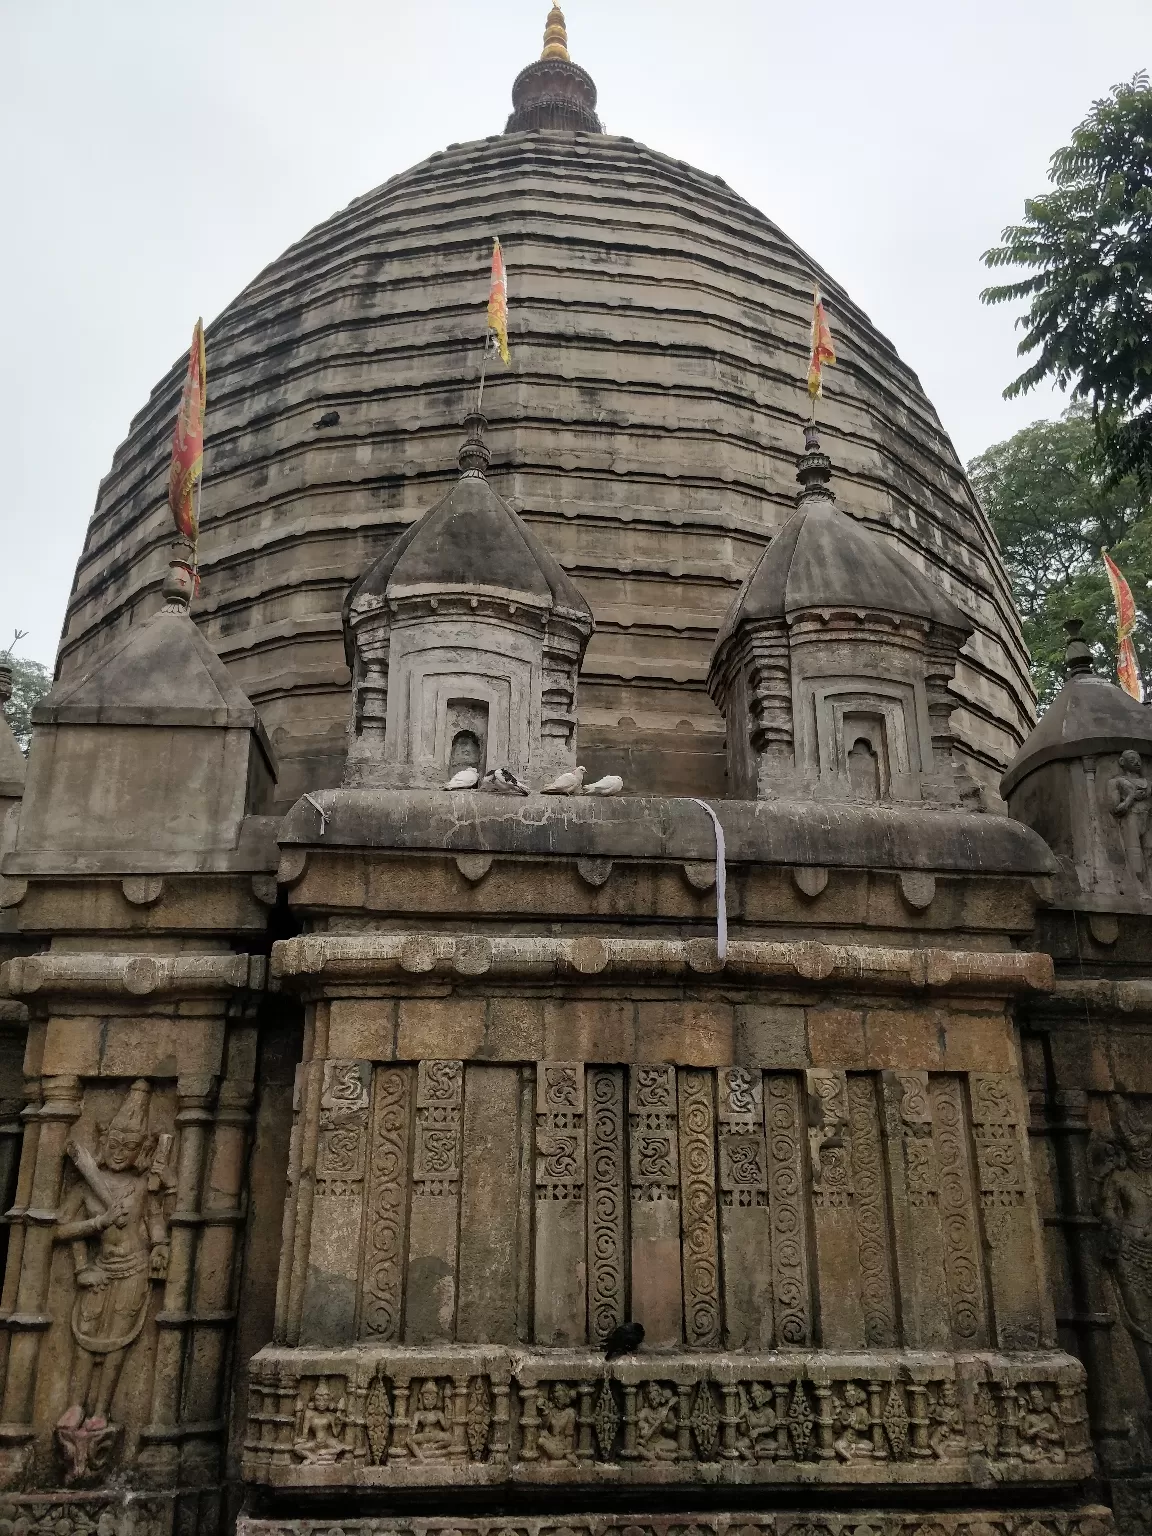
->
xmin=1103 ymin=549 xmax=1144 ymax=701
xmin=168 ymin=319 xmax=207 ymax=543
xmin=487 ymin=238 xmax=510 ymax=366
xmin=807 ymin=286 xmax=836 ymax=399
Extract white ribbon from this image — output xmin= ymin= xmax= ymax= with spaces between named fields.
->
xmin=690 ymin=798 xmax=727 ymax=961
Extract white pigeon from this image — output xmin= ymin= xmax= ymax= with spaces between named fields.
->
xmin=444 ymin=767 xmax=480 ymax=790
xmin=482 ymin=766 xmax=529 ymax=796
xmin=584 ymin=774 xmax=623 ymax=796
xmin=541 ymin=766 xmax=586 ymax=795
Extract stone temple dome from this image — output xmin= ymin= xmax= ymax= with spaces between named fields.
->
xmin=56 ymin=11 xmax=1033 ymax=809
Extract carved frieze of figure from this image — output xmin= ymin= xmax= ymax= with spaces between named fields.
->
xmin=537 ymin=1383 xmax=579 ymax=1463
xmin=927 ymin=1381 xmax=967 ymax=1460
xmin=735 ymin=1383 xmax=778 ymax=1462
xmin=51 ymin=1080 xmax=175 ymax=1482
xmin=1015 ymin=1385 xmax=1065 ymax=1465
xmin=293 ymin=1379 xmax=349 ymax=1464
xmin=832 ymin=1383 xmax=873 ymax=1463
xmin=636 ymin=1382 xmax=679 ymax=1462
xmin=1091 ymin=1097 xmax=1152 ymax=1397
xmin=405 ymin=1379 xmax=455 ymax=1461
xmin=1108 ymin=749 xmax=1152 ymax=885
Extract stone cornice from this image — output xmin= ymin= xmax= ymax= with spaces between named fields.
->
xmin=1030 ymin=977 xmax=1152 ymax=1019
xmin=1 ymin=951 xmax=265 ymax=1000
xmin=271 ymin=932 xmax=1052 ymax=996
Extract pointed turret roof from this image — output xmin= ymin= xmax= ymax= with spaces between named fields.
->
xmin=343 ymin=414 xmax=593 ymax=662
xmin=712 ymin=427 xmax=973 ymax=658
xmin=1001 ymin=619 xmax=1152 ymax=797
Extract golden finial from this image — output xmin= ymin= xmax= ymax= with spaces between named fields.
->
xmin=541 ymin=4 xmax=570 ymax=61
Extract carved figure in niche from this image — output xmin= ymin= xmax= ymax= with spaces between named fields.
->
xmin=735 ymin=1383 xmax=778 ymax=1462
xmin=406 ymin=1379 xmax=455 ymax=1460
xmin=832 ymin=1383 xmax=873 ymax=1463
xmin=293 ymin=1379 xmax=348 ymax=1464
xmin=1090 ymin=1097 xmax=1152 ymax=1397
xmin=52 ymin=1080 xmax=175 ymax=1480
xmin=927 ymin=1381 xmax=967 ymax=1460
xmin=537 ymin=1382 xmax=579 ymax=1463
xmin=636 ymin=1382 xmax=679 ymax=1461
xmin=1016 ymin=1386 xmax=1065 ymax=1465
xmin=1109 ymin=749 xmax=1151 ymax=884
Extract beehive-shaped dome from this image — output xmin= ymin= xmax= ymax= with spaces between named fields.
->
xmin=56 ymin=21 xmax=1033 ymax=807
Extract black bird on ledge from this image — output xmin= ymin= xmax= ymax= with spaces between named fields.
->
xmin=603 ymin=1321 xmax=644 ymax=1360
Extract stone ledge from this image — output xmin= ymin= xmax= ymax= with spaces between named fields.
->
xmin=0 ymin=952 xmax=265 ymax=1000
xmin=1031 ymin=979 xmax=1152 ymax=1019
xmin=271 ymin=934 xmax=1053 ymax=997
xmin=237 ymin=1513 xmax=1115 ymax=1536
xmin=275 ymin=793 xmax=1056 ymax=878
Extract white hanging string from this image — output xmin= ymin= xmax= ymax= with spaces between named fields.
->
xmin=690 ymin=798 xmax=727 ymax=961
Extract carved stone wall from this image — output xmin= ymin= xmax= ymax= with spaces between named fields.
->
xmin=270 ymin=1055 xmax=1052 ymax=1365
xmin=0 ymin=954 xmax=267 ymax=1530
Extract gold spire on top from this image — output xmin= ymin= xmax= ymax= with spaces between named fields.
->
xmin=541 ymin=4 xmax=570 ymax=61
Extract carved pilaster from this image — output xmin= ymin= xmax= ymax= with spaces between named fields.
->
xmin=586 ymin=1067 xmax=626 ymax=1347
xmin=534 ymin=1063 xmax=586 ymax=1345
xmin=717 ymin=1067 xmax=772 ymax=1349
xmin=930 ymin=1075 xmax=988 ymax=1346
xmin=359 ymin=1066 xmax=413 ymax=1341
xmin=678 ymin=1069 xmax=720 ymax=1349
xmin=970 ymin=1073 xmax=1046 ymax=1349
xmin=629 ymin=1066 xmax=681 ymax=1347
xmin=881 ymin=1071 xmax=949 ymax=1348
xmin=300 ymin=1060 xmax=371 ymax=1345
xmin=764 ymin=1072 xmax=811 ymax=1346
xmin=405 ymin=1061 xmax=463 ymax=1343
xmin=806 ymin=1069 xmax=862 ymax=1346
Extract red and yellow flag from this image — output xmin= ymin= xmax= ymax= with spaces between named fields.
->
xmin=168 ymin=319 xmax=207 ymax=543
xmin=807 ymin=286 xmax=836 ymax=399
xmin=487 ymin=238 xmax=510 ymax=366
xmin=1103 ymin=549 xmax=1143 ymax=701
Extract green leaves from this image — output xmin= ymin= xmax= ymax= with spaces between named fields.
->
xmin=981 ymin=71 xmax=1152 ymax=490
xmin=3 ymin=656 xmax=52 ymax=753
xmin=968 ymin=408 xmax=1150 ymax=706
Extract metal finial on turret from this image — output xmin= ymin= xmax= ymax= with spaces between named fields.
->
xmin=541 ymin=4 xmax=570 ymax=60
xmin=1063 ymin=617 xmax=1094 ymax=678
xmin=161 ymin=536 xmax=197 ymax=614
xmin=796 ymin=424 xmax=835 ymax=505
xmin=459 ymin=413 xmax=492 ymax=478
xmin=505 ymin=3 xmax=602 ymax=134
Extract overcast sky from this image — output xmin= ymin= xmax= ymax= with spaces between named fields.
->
xmin=2 ymin=0 xmax=1150 ymax=667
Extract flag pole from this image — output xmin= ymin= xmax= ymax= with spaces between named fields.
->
xmin=476 ymin=330 xmax=493 ymax=415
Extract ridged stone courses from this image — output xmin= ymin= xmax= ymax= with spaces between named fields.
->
xmin=60 ymin=129 xmax=1034 ymax=806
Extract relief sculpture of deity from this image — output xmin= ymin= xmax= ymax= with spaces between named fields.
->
xmin=636 ymin=1383 xmax=679 ymax=1462
xmin=51 ymin=1080 xmax=175 ymax=1483
xmin=293 ymin=1380 xmax=348 ymax=1465
xmin=537 ymin=1383 xmax=579 ymax=1463
xmin=405 ymin=1380 xmax=455 ymax=1461
xmin=1108 ymin=750 xmax=1151 ymax=887
xmin=1091 ymin=1097 xmax=1152 ymax=1398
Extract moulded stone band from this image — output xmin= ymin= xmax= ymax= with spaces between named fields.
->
xmin=0 ymin=952 xmax=264 ymax=999
xmin=270 ymin=933 xmax=1053 ymax=995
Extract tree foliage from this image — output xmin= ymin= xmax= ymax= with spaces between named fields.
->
xmin=981 ymin=72 xmax=1152 ymax=489
xmin=2 ymin=655 xmax=52 ymax=752
xmin=968 ymin=408 xmax=1151 ymax=705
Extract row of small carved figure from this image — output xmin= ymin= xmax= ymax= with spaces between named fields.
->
xmin=237 ymin=1516 xmax=1114 ymax=1536
xmin=0 ymin=1502 xmax=164 ymax=1536
xmin=267 ymin=1375 xmax=1084 ymax=1470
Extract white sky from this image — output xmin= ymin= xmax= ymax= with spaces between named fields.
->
xmin=2 ymin=0 xmax=1150 ymax=667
